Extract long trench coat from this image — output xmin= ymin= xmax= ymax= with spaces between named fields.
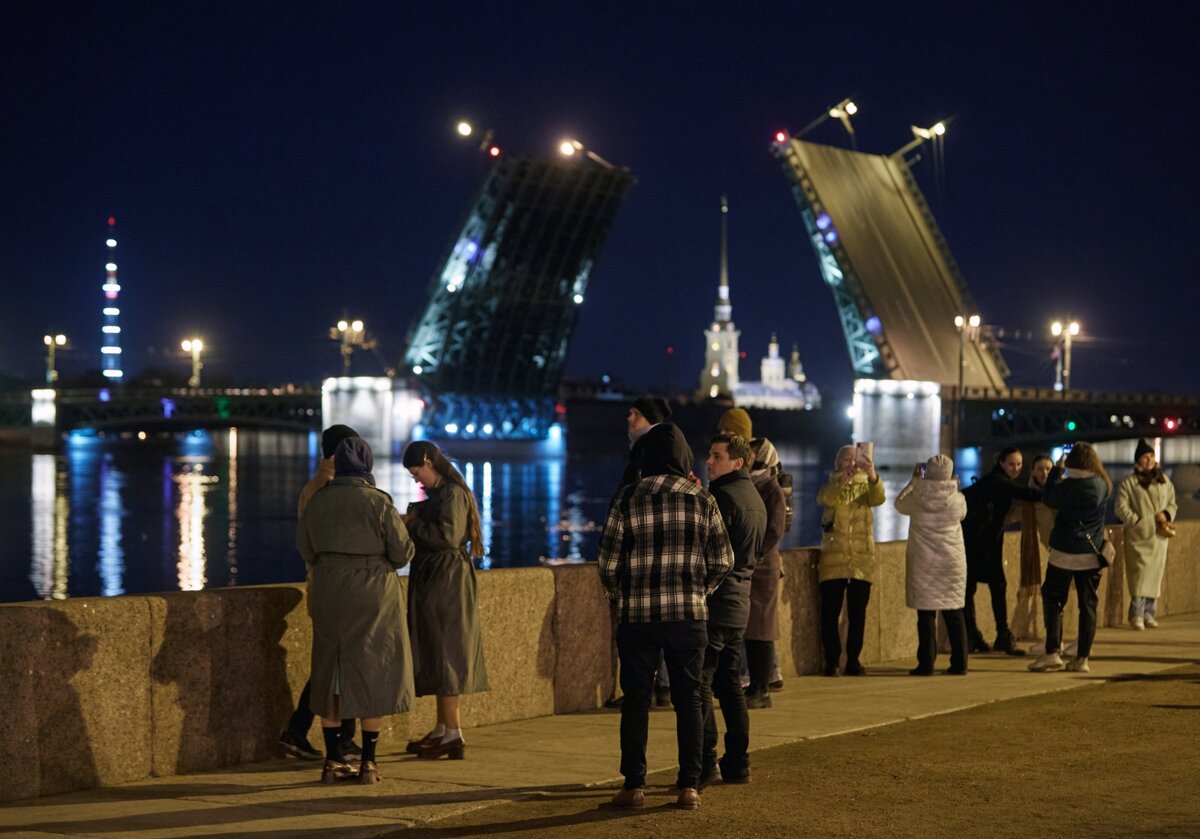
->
xmin=297 ymin=477 xmax=415 ymax=719
xmin=1114 ymin=472 xmax=1178 ymax=598
xmin=746 ymin=470 xmax=786 ymax=641
xmin=407 ymin=481 xmax=489 ymax=697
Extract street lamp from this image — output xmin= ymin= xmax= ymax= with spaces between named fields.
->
xmin=953 ymin=314 xmax=981 ymax=451
xmin=331 ymin=319 xmax=375 ymax=375
xmin=454 ymin=119 xmax=497 ymax=156
xmin=1050 ymin=319 xmax=1081 ymax=395
xmin=793 ymin=96 xmax=859 ymax=147
xmin=557 ymin=137 xmax=615 ymax=169
xmin=181 ymin=338 xmax=204 ymax=388
xmin=43 ymin=333 xmax=67 ymax=384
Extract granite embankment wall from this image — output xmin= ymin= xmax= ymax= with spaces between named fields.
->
xmin=2 ymin=521 xmax=1197 ymax=801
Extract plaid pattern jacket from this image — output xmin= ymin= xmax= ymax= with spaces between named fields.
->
xmin=598 ymin=474 xmax=734 ymax=623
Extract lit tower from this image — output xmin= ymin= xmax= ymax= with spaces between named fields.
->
xmin=697 ymin=196 xmax=740 ymax=398
xmin=100 ymin=216 xmax=123 ymax=380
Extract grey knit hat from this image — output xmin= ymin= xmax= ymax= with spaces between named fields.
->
xmin=924 ymin=454 xmax=954 ymax=481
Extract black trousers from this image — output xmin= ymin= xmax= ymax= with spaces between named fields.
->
xmin=964 ymin=572 xmax=1010 ymax=641
xmin=617 ymin=620 xmax=707 ymax=790
xmin=286 ymin=679 xmax=356 ymax=739
xmin=820 ymin=579 xmax=871 ymax=669
xmin=700 ymin=625 xmax=749 ymax=776
xmin=1042 ymin=565 xmax=1102 ymax=658
xmin=916 ymin=609 xmax=968 ymax=672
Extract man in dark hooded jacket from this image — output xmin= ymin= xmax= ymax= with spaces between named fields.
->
xmin=598 ymin=422 xmax=733 ymax=811
xmin=700 ymin=433 xmax=766 ymax=787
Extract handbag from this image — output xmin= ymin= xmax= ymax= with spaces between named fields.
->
xmin=1083 ymin=526 xmax=1116 ymax=568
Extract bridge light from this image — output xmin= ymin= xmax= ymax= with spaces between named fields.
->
xmin=106 ymin=238 xmax=117 ymax=248
xmin=488 ymin=145 xmax=501 ymax=157
xmin=1066 ymin=420 xmax=1077 ymax=431
xmin=559 ymin=140 xmax=578 ymax=156
xmin=774 ymin=130 xmax=788 ymax=143
xmin=456 ymin=121 xmax=473 ymax=137
xmin=1165 ymin=418 xmax=1177 ymax=431
xmin=573 ymin=293 xmax=584 ymax=304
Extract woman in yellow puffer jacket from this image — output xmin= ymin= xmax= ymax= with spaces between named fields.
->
xmin=817 ymin=444 xmax=886 ymax=676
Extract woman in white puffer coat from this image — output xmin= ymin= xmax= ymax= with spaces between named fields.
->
xmin=894 ymin=454 xmax=969 ymax=676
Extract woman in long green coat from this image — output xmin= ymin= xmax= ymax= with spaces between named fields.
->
xmin=1114 ymin=440 xmax=1178 ymax=629
xmin=297 ymin=437 xmax=414 ymax=785
xmin=401 ymin=441 xmax=489 ymax=760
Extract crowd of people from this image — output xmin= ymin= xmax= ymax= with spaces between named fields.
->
xmin=282 ymin=403 xmax=1180 ymax=809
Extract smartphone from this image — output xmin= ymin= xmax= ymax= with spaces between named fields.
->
xmin=1062 ymin=444 xmax=1073 ymax=455
xmin=917 ymin=462 xmax=926 ymax=477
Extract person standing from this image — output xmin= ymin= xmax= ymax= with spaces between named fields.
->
xmin=279 ymin=424 xmax=362 ymax=763
xmin=700 ymin=433 xmax=766 ymax=787
xmin=1029 ymin=442 xmax=1113 ymax=674
xmin=401 ymin=441 xmax=490 ymax=760
xmin=1114 ymin=439 xmax=1178 ymax=630
xmin=621 ymin=395 xmax=673 ymax=487
xmin=894 ymin=455 xmax=969 ymax=675
xmin=817 ymin=444 xmax=885 ymax=676
xmin=718 ymin=408 xmax=786 ymax=708
xmin=599 ymin=422 xmax=733 ymax=811
xmin=960 ymin=447 xmax=1041 ymax=655
xmin=297 ymin=437 xmax=415 ymax=785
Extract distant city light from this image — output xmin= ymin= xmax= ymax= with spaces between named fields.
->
xmin=482 ymin=423 xmax=494 ymax=434
xmin=412 ymin=365 xmax=423 ymax=374
xmin=445 ymin=423 xmax=459 ymax=434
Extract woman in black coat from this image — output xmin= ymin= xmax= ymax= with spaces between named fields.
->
xmin=961 ymin=447 xmax=1041 ymax=654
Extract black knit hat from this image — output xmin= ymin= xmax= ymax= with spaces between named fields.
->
xmin=631 ymin=396 xmax=671 ymax=425
xmin=321 ymin=424 xmax=359 ymax=458
xmin=638 ymin=423 xmax=692 ymax=478
xmin=1134 ymin=439 xmax=1155 ymax=463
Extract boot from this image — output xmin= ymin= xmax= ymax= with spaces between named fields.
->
xmin=969 ymin=631 xmax=991 ymax=653
xmin=993 ymin=630 xmax=1025 ymax=656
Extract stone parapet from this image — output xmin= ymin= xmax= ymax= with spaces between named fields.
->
xmin=2 ymin=519 xmax=1195 ymax=801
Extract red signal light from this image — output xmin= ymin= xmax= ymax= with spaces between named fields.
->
xmin=488 ymin=146 xmax=501 ymax=157
xmin=107 ymin=216 xmax=116 ymax=226
xmin=774 ymin=131 xmax=788 ymax=143
xmin=1165 ymin=418 xmax=1177 ymax=431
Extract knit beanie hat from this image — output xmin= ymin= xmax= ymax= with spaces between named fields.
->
xmin=638 ymin=423 xmax=692 ymax=479
xmin=718 ymin=407 xmax=753 ymax=440
xmin=631 ymin=396 xmax=670 ymax=425
xmin=1134 ymin=439 xmax=1154 ymax=463
xmin=321 ymin=424 xmax=360 ymax=458
xmin=924 ymin=454 xmax=954 ymax=481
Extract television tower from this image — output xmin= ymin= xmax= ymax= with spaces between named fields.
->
xmin=101 ymin=217 xmax=123 ymax=380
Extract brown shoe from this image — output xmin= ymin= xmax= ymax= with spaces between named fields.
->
xmin=357 ymin=760 xmax=381 ymax=785
xmin=405 ymin=733 xmax=440 ymax=755
xmin=610 ymin=787 xmax=645 ymax=808
xmin=675 ymin=787 xmax=701 ymax=810
xmin=417 ymin=737 xmax=466 ymax=760
xmin=320 ymin=760 xmax=357 ymax=784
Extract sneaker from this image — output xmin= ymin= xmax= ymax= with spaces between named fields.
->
xmin=745 ymin=691 xmax=773 ymax=709
xmin=1144 ymin=615 xmax=1159 ymax=629
xmin=1065 ymin=656 xmax=1090 ymax=673
xmin=698 ymin=764 xmax=722 ymax=791
xmin=340 ymin=740 xmax=362 ymax=764
xmin=279 ymin=731 xmax=322 ymax=761
xmin=1029 ymin=641 xmax=1046 ymax=655
xmin=1028 ymin=652 xmax=1064 ymax=672
xmin=1063 ymin=640 xmax=1079 ymax=658
xmin=768 ymin=679 xmax=784 ymax=692
xmin=1130 ymin=616 xmax=1145 ymax=631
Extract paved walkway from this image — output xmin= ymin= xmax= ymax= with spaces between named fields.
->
xmin=4 ymin=616 xmax=1199 ymax=838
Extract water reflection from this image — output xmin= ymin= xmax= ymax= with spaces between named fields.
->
xmin=175 ymin=462 xmax=211 ymax=591
xmin=98 ymin=456 xmax=125 ymax=596
xmin=29 ymin=454 xmax=68 ymax=599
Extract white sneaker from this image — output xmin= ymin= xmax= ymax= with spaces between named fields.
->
xmin=1063 ymin=640 xmax=1078 ymax=658
xmin=1130 ymin=617 xmax=1145 ymax=631
xmin=1028 ymin=652 xmax=1064 ymax=672
xmin=1029 ymin=641 xmax=1046 ymax=655
xmin=1144 ymin=616 xmax=1159 ymax=629
xmin=1065 ymin=656 xmax=1089 ymax=673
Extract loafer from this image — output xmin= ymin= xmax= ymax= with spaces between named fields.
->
xmin=610 ymin=787 xmax=645 ymax=809
xmin=418 ymin=737 xmax=466 ymax=760
xmin=405 ymin=733 xmax=441 ymax=755
xmin=320 ymin=759 xmax=358 ymax=784
xmin=357 ymin=760 xmax=381 ymax=785
xmin=969 ymin=635 xmax=992 ymax=653
xmin=675 ymin=787 xmax=701 ymax=810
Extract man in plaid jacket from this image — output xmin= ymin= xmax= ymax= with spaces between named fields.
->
xmin=598 ymin=422 xmax=734 ymax=811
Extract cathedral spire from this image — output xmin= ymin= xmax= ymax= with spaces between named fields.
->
xmin=698 ymin=195 xmax=740 ymax=398
xmin=715 ymin=195 xmax=731 ymax=323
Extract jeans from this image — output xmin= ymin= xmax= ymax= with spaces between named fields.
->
xmin=744 ymin=639 xmax=775 ymax=694
xmin=1042 ymin=565 xmax=1101 ymax=658
xmin=700 ymin=625 xmax=749 ymax=776
xmin=820 ymin=578 xmax=871 ymax=669
xmin=916 ymin=609 xmax=968 ymax=672
xmin=1129 ymin=596 xmax=1157 ymax=621
xmin=964 ymin=574 xmax=1010 ymax=641
xmin=617 ymin=620 xmax=708 ymax=789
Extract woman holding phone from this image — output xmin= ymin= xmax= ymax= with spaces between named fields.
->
xmin=816 ymin=442 xmax=885 ymax=676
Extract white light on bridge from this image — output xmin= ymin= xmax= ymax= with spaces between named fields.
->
xmin=106 ymin=263 xmax=117 ymax=271
xmin=573 ymin=293 xmax=584 ymax=304
xmin=106 ymin=238 xmax=117 ymax=248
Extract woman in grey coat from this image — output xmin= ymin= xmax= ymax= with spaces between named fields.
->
xmin=297 ymin=437 xmax=415 ymax=785
xmin=401 ymin=441 xmax=489 ymax=760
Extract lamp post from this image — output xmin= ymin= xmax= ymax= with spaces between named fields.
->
xmin=331 ymin=319 xmax=373 ymax=375
xmin=181 ymin=338 xmax=204 ymax=388
xmin=953 ymin=314 xmax=981 ymax=451
xmin=792 ymin=96 xmax=859 ymax=147
xmin=1050 ymin=319 xmax=1081 ymax=396
xmin=43 ymin=333 xmax=67 ymax=384
xmin=557 ymin=137 xmax=615 ymax=169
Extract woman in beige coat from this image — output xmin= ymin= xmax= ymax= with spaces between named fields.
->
xmin=1114 ymin=440 xmax=1178 ymax=629
xmin=297 ymin=437 xmax=415 ymax=785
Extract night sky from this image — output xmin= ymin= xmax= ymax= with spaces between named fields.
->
xmin=3 ymin=3 xmax=1197 ymax=407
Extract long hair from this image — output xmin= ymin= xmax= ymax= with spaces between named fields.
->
xmin=402 ymin=441 xmax=484 ymax=558
xmin=1064 ymin=441 xmax=1113 ymax=496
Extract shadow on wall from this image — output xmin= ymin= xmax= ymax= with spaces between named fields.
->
xmin=151 ymin=588 xmax=301 ymax=775
xmin=39 ymin=609 xmax=100 ymax=794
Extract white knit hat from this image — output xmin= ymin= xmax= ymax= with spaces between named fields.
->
xmin=924 ymin=454 xmax=954 ymax=481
